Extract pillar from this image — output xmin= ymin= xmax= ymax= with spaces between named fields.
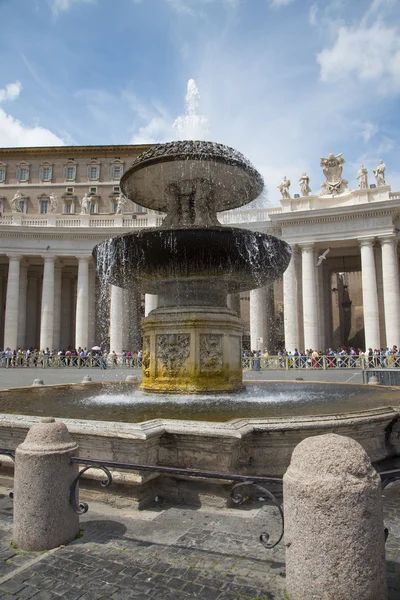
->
xmin=88 ymin=264 xmax=96 ymax=349
xmin=126 ymin=287 xmax=142 ymax=351
xmin=250 ymin=287 xmax=266 ymax=352
xmin=13 ymin=418 xmax=79 ymax=551
xmin=75 ymin=257 xmax=90 ymax=350
xmin=110 ymin=284 xmax=124 ymax=353
xmin=380 ymin=235 xmax=400 ymax=347
xmin=17 ymin=263 xmax=28 ymax=349
xmin=144 ymin=294 xmax=158 ymax=317
xmin=283 ymin=246 xmax=299 ymax=351
xmin=60 ymin=276 xmax=72 ymax=350
xmin=375 ymin=245 xmax=387 ymax=348
xmin=26 ymin=275 xmax=38 ymax=349
xmin=40 ymin=256 xmax=55 ymax=350
xmin=301 ymin=244 xmax=319 ymax=351
xmin=53 ymin=263 xmax=62 ymax=351
xmin=284 ymin=434 xmax=387 ymax=600
xmin=359 ymin=238 xmax=380 ymax=350
xmin=4 ymin=255 xmax=21 ymax=350
xmin=227 ymin=293 xmax=241 ymax=316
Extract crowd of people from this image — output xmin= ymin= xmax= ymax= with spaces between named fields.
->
xmin=243 ymin=345 xmax=400 ymax=369
xmin=0 ymin=347 xmax=143 ymax=369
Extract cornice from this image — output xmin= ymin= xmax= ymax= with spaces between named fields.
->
xmin=0 ymin=143 xmax=154 ymax=159
xmin=270 ymin=198 xmax=400 ymax=225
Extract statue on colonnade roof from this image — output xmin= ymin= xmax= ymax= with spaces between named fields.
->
xmin=320 ymin=152 xmax=349 ymax=196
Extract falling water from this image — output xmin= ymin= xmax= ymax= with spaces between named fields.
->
xmin=173 ymin=79 xmax=210 ymax=140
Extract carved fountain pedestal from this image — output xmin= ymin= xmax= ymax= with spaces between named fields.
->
xmin=94 ymin=141 xmax=291 ymax=394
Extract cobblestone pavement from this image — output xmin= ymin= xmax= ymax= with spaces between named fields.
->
xmin=0 ymin=367 xmax=363 ymax=390
xmin=0 ymin=481 xmax=397 ymax=599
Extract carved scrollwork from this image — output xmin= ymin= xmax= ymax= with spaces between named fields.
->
xmin=156 ymin=334 xmax=190 ymax=378
xmin=200 ymin=334 xmax=223 ymax=373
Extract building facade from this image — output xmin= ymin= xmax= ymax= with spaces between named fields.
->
xmin=0 ymin=144 xmax=399 ymax=354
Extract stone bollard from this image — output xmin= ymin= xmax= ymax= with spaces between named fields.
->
xmin=13 ymin=417 xmax=80 ymax=551
xmin=31 ymin=379 xmax=44 ymax=386
xmin=82 ymin=375 xmax=92 ymax=383
xmin=284 ymin=433 xmax=387 ymax=600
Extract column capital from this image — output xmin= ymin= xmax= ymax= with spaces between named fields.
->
xmin=358 ymin=237 xmax=375 ymax=248
xmin=41 ymin=254 xmax=56 ymax=263
xmin=299 ymin=243 xmax=314 ymax=253
xmin=6 ymin=254 xmax=22 ymax=261
xmin=379 ymin=234 xmax=397 ymax=246
xmin=76 ymin=255 xmax=92 ymax=264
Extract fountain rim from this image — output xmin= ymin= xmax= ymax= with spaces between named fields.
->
xmin=120 ymin=140 xmax=265 ymax=212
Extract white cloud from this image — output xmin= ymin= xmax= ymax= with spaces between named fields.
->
xmin=308 ymin=3 xmax=318 ymax=25
xmin=317 ymin=23 xmax=400 ymax=92
xmin=165 ymin=0 xmax=238 ymax=14
xmin=268 ymin=0 xmax=295 ymax=7
xmin=130 ymin=116 xmax=174 ymax=144
xmin=0 ymin=81 xmax=22 ymax=103
xmin=47 ymin=0 xmax=95 ymax=16
xmin=355 ymin=120 xmax=379 ymax=142
xmin=0 ymin=81 xmax=64 ymax=147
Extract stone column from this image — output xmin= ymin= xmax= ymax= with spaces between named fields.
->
xmin=75 ymin=257 xmax=90 ymax=350
xmin=144 ymin=294 xmax=158 ymax=317
xmin=13 ymin=417 xmax=79 ymax=551
xmin=323 ymin=269 xmax=333 ymax=348
xmin=53 ymin=263 xmax=62 ymax=351
xmin=126 ymin=287 xmax=142 ymax=351
xmin=380 ymin=235 xmax=400 ymax=348
xmin=17 ymin=263 xmax=28 ymax=349
xmin=40 ymin=256 xmax=55 ymax=350
xmin=4 ymin=255 xmax=21 ymax=350
xmin=301 ymin=244 xmax=319 ymax=351
xmin=110 ymin=284 xmax=124 ymax=353
xmin=26 ymin=275 xmax=38 ymax=349
xmin=375 ymin=245 xmax=387 ymax=348
xmin=88 ymin=263 xmax=96 ymax=349
xmin=250 ymin=287 xmax=266 ymax=352
xmin=284 ymin=433 xmax=387 ymax=600
xmin=0 ymin=276 xmax=4 ymax=347
xmin=316 ymin=261 xmax=325 ymax=350
xmin=227 ymin=293 xmax=241 ymax=316
xmin=283 ymin=246 xmax=299 ymax=351
xmin=60 ymin=276 xmax=72 ymax=350
xmin=359 ymin=238 xmax=380 ymax=350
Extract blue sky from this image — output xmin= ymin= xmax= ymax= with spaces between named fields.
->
xmin=0 ymin=0 xmax=400 ymax=203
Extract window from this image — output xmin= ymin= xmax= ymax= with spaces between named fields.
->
xmin=64 ymin=164 xmax=76 ymax=181
xmin=113 ymin=202 xmax=119 ymax=213
xmin=111 ymin=164 xmax=123 ymax=179
xmin=17 ymin=166 xmax=29 ymax=182
xmin=40 ymin=200 xmax=48 ymax=214
xmin=113 ymin=186 xmax=120 ymax=192
xmin=66 ymin=187 xmax=74 ymax=194
xmin=65 ymin=203 xmax=71 ymax=214
xmin=0 ymin=164 xmax=6 ymax=183
xmin=137 ymin=205 xmax=143 ymax=213
xmin=90 ymin=202 xmax=95 ymax=214
xmin=89 ymin=186 xmax=97 ymax=194
xmin=19 ymin=200 xmax=25 ymax=213
xmin=40 ymin=163 xmax=52 ymax=182
xmin=87 ymin=161 xmax=100 ymax=181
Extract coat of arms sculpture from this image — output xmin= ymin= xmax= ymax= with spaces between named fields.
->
xmin=320 ymin=153 xmax=348 ymax=196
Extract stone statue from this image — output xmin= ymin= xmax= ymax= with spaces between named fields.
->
xmin=320 ymin=152 xmax=348 ymax=196
xmin=49 ymin=193 xmax=58 ymax=213
xmin=10 ymin=190 xmax=23 ymax=213
xmin=299 ymin=172 xmax=312 ymax=197
xmin=357 ymin=165 xmax=368 ymax=190
xmin=278 ymin=176 xmax=291 ymax=200
xmin=80 ymin=193 xmax=91 ymax=215
xmin=373 ymin=159 xmax=386 ymax=187
xmin=115 ymin=193 xmax=126 ymax=215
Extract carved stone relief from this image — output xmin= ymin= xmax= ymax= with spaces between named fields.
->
xmin=143 ymin=336 xmax=151 ymax=378
xmin=156 ymin=333 xmax=190 ymax=377
xmin=200 ymin=334 xmax=223 ymax=373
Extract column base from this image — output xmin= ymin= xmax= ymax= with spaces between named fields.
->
xmin=141 ymin=306 xmax=243 ymax=394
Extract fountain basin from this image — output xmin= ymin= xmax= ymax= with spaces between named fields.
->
xmin=94 ymin=227 xmax=291 ymax=294
xmin=0 ymin=381 xmax=398 ymax=509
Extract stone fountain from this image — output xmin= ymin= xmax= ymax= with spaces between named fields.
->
xmin=94 ymin=140 xmax=291 ymax=393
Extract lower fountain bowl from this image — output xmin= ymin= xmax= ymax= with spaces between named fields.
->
xmin=93 ymin=226 xmax=291 ymax=294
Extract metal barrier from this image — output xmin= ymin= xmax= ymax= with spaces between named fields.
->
xmin=1 ymin=353 xmax=400 ymax=370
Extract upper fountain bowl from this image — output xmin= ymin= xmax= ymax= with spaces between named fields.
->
xmin=120 ymin=141 xmax=264 ymax=213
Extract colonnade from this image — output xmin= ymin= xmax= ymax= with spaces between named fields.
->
xmin=0 ymin=254 xmax=147 ymax=353
xmin=282 ymin=236 xmax=400 ymax=352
